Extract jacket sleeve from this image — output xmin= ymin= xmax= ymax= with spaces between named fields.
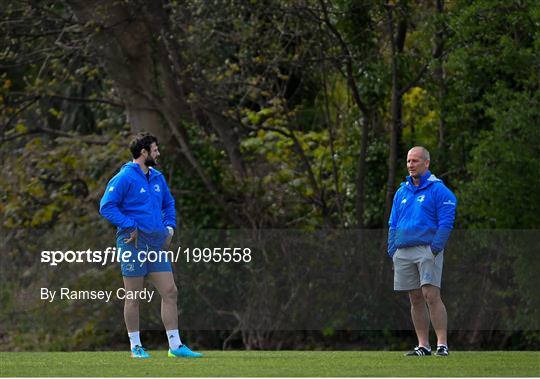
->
xmin=99 ymin=174 xmax=137 ymax=230
xmin=431 ymin=185 xmax=457 ymax=254
xmin=387 ymin=189 xmax=401 ymax=257
xmin=161 ymin=178 xmax=176 ymax=229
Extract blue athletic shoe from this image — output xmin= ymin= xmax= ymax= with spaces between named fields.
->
xmin=168 ymin=345 xmax=203 ymax=358
xmin=131 ymin=345 xmax=150 ymax=359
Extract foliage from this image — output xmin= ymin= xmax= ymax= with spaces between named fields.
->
xmin=0 ymin=0 xmax=539 ymax=350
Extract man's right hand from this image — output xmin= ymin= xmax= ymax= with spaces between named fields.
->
xmin=124 ymin=228 xmax=138 ymax=247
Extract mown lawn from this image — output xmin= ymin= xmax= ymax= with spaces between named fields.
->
xmin=1 ymin=351 xmax=539 ymax=377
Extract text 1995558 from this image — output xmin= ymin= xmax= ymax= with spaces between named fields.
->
xmin=182 ymin=247 xmax=252 ymax=263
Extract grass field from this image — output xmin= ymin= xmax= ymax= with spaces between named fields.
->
xmin=1 ymin=351 xmax=539 ymax=377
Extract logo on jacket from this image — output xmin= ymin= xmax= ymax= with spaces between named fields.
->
xmin=154 ymin=184 xmax=160 ymax=192
xmin=140 ymin=187 xmax=146 ymax=193
xmin=417 ymin=195 xmax=425 ymax=202
xmin=401 ymin=198 xmax=407 ymax=204
xmin=108 ymin=186 xmax=114 ymax=192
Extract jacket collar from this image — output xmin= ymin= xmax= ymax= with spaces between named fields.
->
xmin=404 ymin=170 xmax=438 ymax=190
xmin=123 ymin=162 xmax=155 ymax=180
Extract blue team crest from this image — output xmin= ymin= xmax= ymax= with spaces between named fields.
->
xmin=154 ymin=184 xmax=161 ymax=192
xmin=417 ymin=195 xmax=425 ymax=202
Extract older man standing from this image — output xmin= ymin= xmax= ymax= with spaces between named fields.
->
xmin=388 ymin=146 xmax=457 ymax=356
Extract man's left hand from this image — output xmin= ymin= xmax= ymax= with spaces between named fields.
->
xmin=430 ymin=246 xmax=441 ymax=257
xmin=164 ymin=226 xmax=174 ymax=249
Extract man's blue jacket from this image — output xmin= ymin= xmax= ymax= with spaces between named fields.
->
xmin=100 ymin=162 xmax=176 ymax=233
xmin=387 ymin=170 xmax=457 ymax=257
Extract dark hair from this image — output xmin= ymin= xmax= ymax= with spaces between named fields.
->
xmin=129 ymin=132 xmax=158 ymax=159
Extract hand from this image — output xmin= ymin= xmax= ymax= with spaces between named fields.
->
xmin=163 ymin=226 xmax=174 ymax=249
xmin=124 ymin=228 xmax=138 ymax=247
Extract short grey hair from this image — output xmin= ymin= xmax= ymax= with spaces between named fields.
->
xmin=411 ymin=146 xmax=430 ymax=161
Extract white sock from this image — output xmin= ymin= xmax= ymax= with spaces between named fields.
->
xmin=437 ymin=344 xmax=448 ymax=348
xmin=128 ymin=331 xmax=142 ymax=349
xmin=166 ymin=329 xmax=182 ymax=349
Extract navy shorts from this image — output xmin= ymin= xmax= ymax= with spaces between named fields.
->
xmin=116 ymin=228 xmax=172 ymax=277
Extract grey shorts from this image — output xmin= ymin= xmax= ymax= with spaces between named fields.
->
xmin=393 ymin=245 xmax=444 ymax=291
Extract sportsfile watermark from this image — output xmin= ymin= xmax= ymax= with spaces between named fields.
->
xmin=40 ymin=246 xmax=253 ymax=266
xmin=5 ymin=229 xmax=538 ymax=330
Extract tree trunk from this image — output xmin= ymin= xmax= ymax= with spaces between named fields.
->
xmin=355 ymin=116 xmax=370 ymax=228
xmin=383 ymin=3 xmax=407 ymax=226
xmin=434 ymin=0 xmax=448 ymax=174
xmin=318 ymin=0 xmax=371 ymax=228
xmin=68 ymin=0 xmax=247 ymax=187
xmin=68 ymin=0 xmax=166 ymax=140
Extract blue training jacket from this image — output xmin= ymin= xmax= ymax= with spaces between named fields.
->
xmin=387 ymin=170 xmax=457 ymax=257
xmin=99 ymin=162 xmax=176 ymax=233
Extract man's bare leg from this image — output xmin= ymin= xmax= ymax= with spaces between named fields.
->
xmin=148 ymin=271 xmax=179 ymax=330
xmin=409 ymin=288 xmax=430 ymax=347
xmin=122 ymin=275 xmax=148 ymax=355
xmin=123 ymin=276 xmax=144 ymax=332
xmin=422 ymin=284 xmax=447 ymax=346
xmin=148 ymin=271 xmax=182 ymax=350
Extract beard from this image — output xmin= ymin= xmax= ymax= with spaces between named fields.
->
xmin=145 ymin=156 xmax=157 ymax=167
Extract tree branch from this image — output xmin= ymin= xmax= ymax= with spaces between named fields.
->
xmin=318 ymin=0 xmax=369 ymax=115
xmin=9 ymin=92 xmax=122 ymax=107
xmin=0 ymin=126 xmax=108 ymax=145
xmin=399 ymin=61 xmax=430 ymax=96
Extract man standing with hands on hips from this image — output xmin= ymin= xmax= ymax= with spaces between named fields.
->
xmin=387 ymin=146 xmax=457 ymax=356
xmin=100 ymin=132 xmax=202 ymax=359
